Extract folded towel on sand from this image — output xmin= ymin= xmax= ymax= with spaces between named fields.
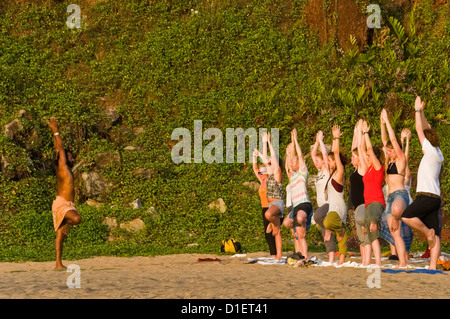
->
xmin=257 ymin=259 xmax=286 ymax=265
xmin=246 ymin=257 xmax=286 ymax=265
xmin=382 ymin=269 xmax=447 ymax=275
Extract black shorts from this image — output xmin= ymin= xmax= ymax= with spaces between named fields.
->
xmin=292 ymin=202 xmax=313 ymax=228
xmin=402 ymin=195 xmax=441 ymax=236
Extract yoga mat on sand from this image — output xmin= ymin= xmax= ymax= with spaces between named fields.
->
xmin=382 ymin=269 xmax=447 ymax=275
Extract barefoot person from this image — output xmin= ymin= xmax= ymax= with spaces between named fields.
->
xmin=254 ymin=132 xmax=283 ymax=260
xmin=380 ymin=128 xmax=414 ymax=264
xmin=323 ymin=125 xmax=348 ymax=265
xmin=284 ymin=142 xmax=302 ymax=259
xmin=380 ymin=109 xmax=410 ymax=267
xmin=357 ymin=120 xmax=385 ymax=266
xmin=402 ymin=96 xmax=444 ymax=270
xmin=312 ymin=131 xmax=336 ymax=263
xmin=349 ymin=122 xmax=369 ymax=265
xmin=252 ymin=149 xmax=276 ymax=258
xmin=283 ymin=129 xmax=313 ymax=260
xmin=399 ymin=128 xmax=414 ymax=263
xmin=401 ymin=128 xmax=414 ymax=206
xmin=48 ymin=117 xmax=81 ymax=270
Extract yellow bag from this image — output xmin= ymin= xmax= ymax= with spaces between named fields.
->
xmin=221 ymin=238 xmax=241 ymax=253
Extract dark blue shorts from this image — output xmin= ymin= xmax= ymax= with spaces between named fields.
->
xmin=290 ymin=202 xmax=313 ymax=229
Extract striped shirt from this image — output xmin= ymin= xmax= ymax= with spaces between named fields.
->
xmin=287 ymin=165 xmax=310 ymax=207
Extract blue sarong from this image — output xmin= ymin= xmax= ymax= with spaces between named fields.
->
xmin=380 ymin=210 xmax=414 ymax=251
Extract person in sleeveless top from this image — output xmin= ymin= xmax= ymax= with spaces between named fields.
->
xmin=252 ymin=150 xmax=276 ymax=258
xmin=284 ymin=143 xmax=298 ymax=255
xmin=380 ymin=127 xmax=415 ymax=265
xmin=312 ymin=130 xmax=335 ymax=263
xmin=380 ymin=109 xmax=410 ymax=268
xmin=349 ymin=122 xmax=369 ymax=265
xmin=254 ymin=132 xmax=284 ymax=260
xmin=401 ymin=129 xmax=414 ymax=205
xmin=283 ymin=129 xmax=313 ymax=260
xmin=322 ymin=125 xmax=348 ymax=265
xmin=357 ymin=119 xmax=385 ymax=266
xmin=402 ymin=96 xmax=443 ymax=270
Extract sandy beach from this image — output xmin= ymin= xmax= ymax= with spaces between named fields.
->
xmin=0 ymin=252 xmax=448 ymax=300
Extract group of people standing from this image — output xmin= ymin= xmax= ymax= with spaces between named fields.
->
xmin=252 ymin=96 xmax=444 ymax=270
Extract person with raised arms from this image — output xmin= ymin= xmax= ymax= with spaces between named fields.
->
xmin=283 ymin=128 xmax=313 ymax=261
xmin=357 ymin=119 xmax=385 ymax=266
xmin=322 ymin=125 xmax=348 ymax=265
xmin=402 ymin=96 xmax=444 ymax=270
xmin=349 ymin=122 xmax=369 ymax=265
xmin=380 ymin=108 xmax=410 ymax=268
xmin=48 ymin=117 xmax=82 ymax=270
xmin=254 ymin=132 xmax=284 ymax=260
xmin=399 ymin=128 xmax=414 ymax=263
xmin=252 ymin=146 xmax=276 ymax=258
xmin=312 ymin=130 xmax=336 ymax=263
xmin=284 ymin=142 xmax=302 ymax=259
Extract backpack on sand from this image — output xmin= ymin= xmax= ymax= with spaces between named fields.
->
xmin=220 ymin=238 xmax=241 ymax=253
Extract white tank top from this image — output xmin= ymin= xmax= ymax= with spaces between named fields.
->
xmin=326 ymin=174 xmax=347 ymax=224
xmin=314 ymin=168 xmax=329 ymax=207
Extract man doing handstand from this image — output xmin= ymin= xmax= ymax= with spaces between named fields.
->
xmin=48 ymin=117 xmax=81 ymax=270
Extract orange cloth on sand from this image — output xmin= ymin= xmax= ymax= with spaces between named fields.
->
xmin=437 ymin=258 xmax=450 ymax=271
xmin=52 ymin=196 xmax=77 ymax=231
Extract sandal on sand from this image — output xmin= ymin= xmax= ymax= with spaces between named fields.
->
xmin=388 ymin=255 xmax=399 ymax=261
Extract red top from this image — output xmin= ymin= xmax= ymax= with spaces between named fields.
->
xmin=362 ymin=165 xmax=386 ymax=207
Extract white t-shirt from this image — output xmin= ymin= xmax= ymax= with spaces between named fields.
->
xmin=416 ymin=138 xmax=444 ymax=196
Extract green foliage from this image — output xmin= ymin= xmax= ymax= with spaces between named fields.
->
xmin=0 ymin=0 xmax=448 ymax=261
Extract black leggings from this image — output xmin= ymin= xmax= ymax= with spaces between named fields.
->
xmin=262 ymin=207 xmax=277 ymax=256
xmin=402 ymin=195 xmax=441 ymax=236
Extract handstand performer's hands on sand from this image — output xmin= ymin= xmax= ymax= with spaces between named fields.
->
xmin=49 ymin=117 xmax=81 ymax=270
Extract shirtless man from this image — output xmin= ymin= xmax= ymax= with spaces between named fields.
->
xmin=48 ymin=117 xmax=81 ymax=270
